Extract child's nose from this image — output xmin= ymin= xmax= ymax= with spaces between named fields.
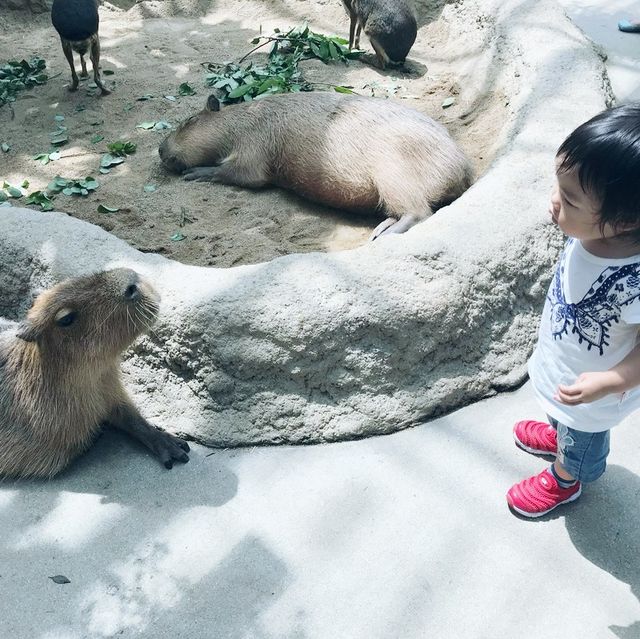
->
xmin=550 ymin=187 xmax=561 ymax=212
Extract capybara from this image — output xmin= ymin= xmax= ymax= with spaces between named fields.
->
xmin=342 ymin=0 xmax=417 ymax=69
xmin=0 ymin=269 xmax=189 ymax=478
xmin=159 ymin=92 xmax=472 ymax=239
xmin=51 ymin=0 xmax=110 ymax=95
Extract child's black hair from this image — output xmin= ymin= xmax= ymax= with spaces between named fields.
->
xmin=558 ymin=103 xmax=640 ymax=242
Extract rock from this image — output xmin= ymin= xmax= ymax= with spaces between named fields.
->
xmin=0 ymin=0 xmax=612 ymax=446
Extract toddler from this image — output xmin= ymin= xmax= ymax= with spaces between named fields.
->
xmin=507 ymin=104 xmax=640 ymax=517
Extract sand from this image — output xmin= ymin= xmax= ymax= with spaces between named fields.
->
xmin=0 ymin=0 xmax=506 ymax=267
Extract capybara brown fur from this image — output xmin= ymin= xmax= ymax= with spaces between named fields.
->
xmin=342 ymin=0 xmax=417 ymax=69
xmin=0 ymin=269 xmax=189 ymax=479
xmin=159 ymin=92 xmax=473 ymax=239
xmin=51 ymin=0 xmax=110 ymax=95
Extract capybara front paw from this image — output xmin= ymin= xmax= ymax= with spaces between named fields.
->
xmin=149 ymin=429 xmax=190 ymax=469
xmin=182 ymin=167 xmax=215 ymax=182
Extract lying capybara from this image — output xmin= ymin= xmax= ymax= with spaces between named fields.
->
xmin=0 ymin=269 xmax=189 ymax=479
xmin=342 ymin=0 xmax=417 ymax=69
xmin=51 ymin=0 xmax=110 ymax=95
xmin=159 ymin=92 xmax=472 ymax=239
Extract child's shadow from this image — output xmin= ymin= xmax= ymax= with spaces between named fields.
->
xmin=564 ymin=465 xmax=640 ymax=637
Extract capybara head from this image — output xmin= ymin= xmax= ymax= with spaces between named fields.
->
xmin=16 ymin=268 xmax=159 ymax=361
xmin=159 ymin=95 xmax=223 ymax=174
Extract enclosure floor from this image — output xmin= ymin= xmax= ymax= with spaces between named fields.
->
xmin=0 ymin=1 xmax=504 ymax=266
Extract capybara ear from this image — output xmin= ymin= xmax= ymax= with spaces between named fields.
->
xmin=206 ymin=94 xmax=221 ymax=112
xmin=16 ymin=320 xmax=41 ymax=342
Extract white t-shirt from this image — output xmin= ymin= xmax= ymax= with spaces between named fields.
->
xmin=528 ymin=238 xmax=640 ymax=432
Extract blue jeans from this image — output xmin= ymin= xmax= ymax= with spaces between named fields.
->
xmin=548 ymin=416 xmax=610 ymax=483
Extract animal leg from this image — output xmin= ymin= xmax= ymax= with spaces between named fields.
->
xmin=354 ymin=23 xmax=362 ymax=49
xmin=349 ymin=14 xmax=356 ymax=49
xmin=183 ymin=160 xmax=269 ymax=188
xmin=369 ymin=37 xmax=387 ymax=70
xmin=80 ymin=55 xmax=88 ymax=77
xmin=106 ymin=402 xmax=190 ymax=469
xmin=369 ymin=214 xmax=424 ymax=241
xmin=90 ymin=36 xmax=111 ymax=95
xmin=60 ymin=39 xmax=79 ymax=91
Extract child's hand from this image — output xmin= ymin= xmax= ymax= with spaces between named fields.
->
xmin=554 ymin=371 xmax=619 ymax=405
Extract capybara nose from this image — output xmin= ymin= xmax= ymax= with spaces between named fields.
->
xmin=122 ymin=271 xmax=141 ymax=301
xmin=124 ymin=283 xmax=140 ymax=301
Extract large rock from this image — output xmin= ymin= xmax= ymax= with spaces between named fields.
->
xmin=0 ymin=0 xmax=612 ymax=446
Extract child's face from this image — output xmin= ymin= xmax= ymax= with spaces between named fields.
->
xmin=550 ymin=159 xmax=615 ymax=240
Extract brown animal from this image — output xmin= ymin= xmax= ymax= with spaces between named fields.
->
xmin=51 ymin=0 xmax=110 ymax=95
xmin=0 ymin=269 xmax=189 ymax=479
xmin=159 ymin=92 xmax=472 ymax=239
xmin=342 ymin=0 xmax=417 ymax=69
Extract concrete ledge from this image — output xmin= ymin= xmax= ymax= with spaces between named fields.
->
xmin=0 ymin=0 xmax=612 ymax=445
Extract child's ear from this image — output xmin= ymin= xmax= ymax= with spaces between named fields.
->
xmin=16 ymin=319 xmax=41 ymax=342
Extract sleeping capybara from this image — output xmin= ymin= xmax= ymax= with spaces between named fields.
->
xmin=0 ymin=269 xmax=189 ymax=478
xmin=159 ymin=92 xmax=472 ymax=239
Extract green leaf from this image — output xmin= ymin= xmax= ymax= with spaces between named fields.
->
xmin=1 ymin=143 xmax=10 ymax=152
xmin=7 ymin=186 xmax=22 ymax=198
xmin=99 ymin=167 xmax=111 ymax=174
xmin=143 ymin=184 xmax=157 ymax=192
xmin=178 ymin=82 xmax=196 ymax=96
xmin=90 ymin=134 xmax=104 ymax=144
xmin=79 ymin=178 xmax=99 ymax=190
xmin=25 ymin=190 xmax=55 ymax=210
xmin=170 ymin=232 xmax=185 ymax=241
xmin=0 ymin=191 xmax=7 ymax=202
xmin=54 ymin=114 xmax=65 ymax=122
xmin=21 ymin=179 xmax=29 ymax=188
xmin=98 ymin=204 xmax=120 ymax=213
xmin=334 ymin=85 xmax=354 ymax=94
xmin=100 ymin=153 xmax=125 ymax=168
xmin=153 ymin=121 xmax=171 ymax=130
xmin=50 ymin=134 xmax=68 ymax=146
xmin=227 ymin=83 xmax=254 ymax=98
xmin=33 ymin=153 xmax=50 ymax=165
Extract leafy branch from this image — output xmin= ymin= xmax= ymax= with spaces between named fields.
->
xmin=204 ymin=24 xmax=359 ymax=104
xmin=0 ymin=57 xmax=48 ymax=109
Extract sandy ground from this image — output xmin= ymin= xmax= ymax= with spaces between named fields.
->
xmin=0 ymin=0 xmax=506 ymax=267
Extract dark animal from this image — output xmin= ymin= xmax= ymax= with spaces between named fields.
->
xmin=159 ymin=92 xmax=472 ymax=239
xmin=342 ymin=0 xmax=418 ymax=68
xmin=51 ymin=0 xmax=110 ymax=95
xmin=0 ymin=269 xmax=189 ymax=478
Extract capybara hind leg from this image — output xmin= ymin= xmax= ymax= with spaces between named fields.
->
xmin=90 ymin=37 xmax=110 ymax=95
xmin=80 ymin=55 xmax=88 ymax=78
xmin=348 ymin=15 xmax=357 ymax=49
xmin=354 ymin=23 xmax=362 ymax=49
xmin=370 ymin=214 xmax=424 ymax=240
xmin=370 ymin=37 xmax=387 ymax=70
xmin=106 ymin=402 xmax=190 ymax=470
xmin=183 ymin=162 xmax=268 ymax=188
xmin=61 ymin=39 xmax=79 ymax=91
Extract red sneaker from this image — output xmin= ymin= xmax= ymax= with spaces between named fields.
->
xmin=513 ymin=420 xmax=557 ymax=456
xmin=507 ymin=469 xmax=582 ymax=518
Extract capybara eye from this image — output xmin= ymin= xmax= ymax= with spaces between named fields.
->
xmin=55 ymin=311 xmax=77 ymax=327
